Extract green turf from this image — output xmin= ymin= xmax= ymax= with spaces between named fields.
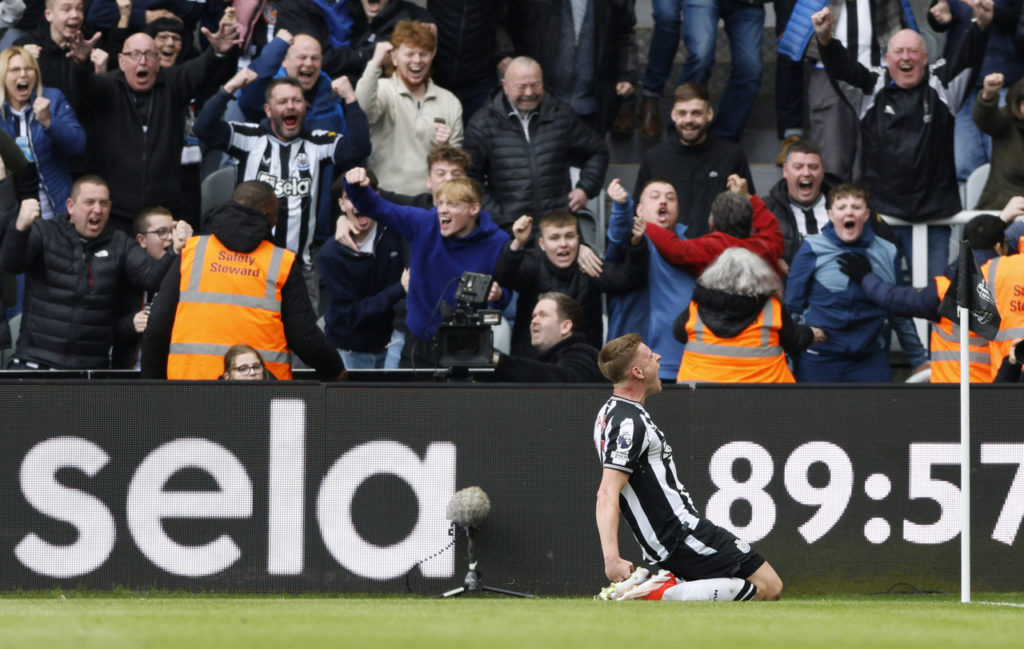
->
xmin=1 ymin=594 xmax=1022 ymax=648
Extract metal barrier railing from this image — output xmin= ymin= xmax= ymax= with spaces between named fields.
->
xmin=880 ymin=211 xmax=987 ymax=343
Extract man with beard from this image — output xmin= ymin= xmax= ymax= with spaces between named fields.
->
xmin=238 ymin=30 xmax=350 ymax=247
xmin=633 ymin=82 xmax=754 ymax=239
xmin=192 ymin=69 xmax=371 ymax=310
xmin=65 ymin=10 xmax=241 ymax=229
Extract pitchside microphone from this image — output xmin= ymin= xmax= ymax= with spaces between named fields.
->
xmin=446 ymin=486 xmax=491 ymax=529
xmin=440 ymin=487 xmax=531 ymax=598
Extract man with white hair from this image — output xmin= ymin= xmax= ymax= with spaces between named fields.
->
xmin=812 ymin=1 xmax=993 ymax=279
xmin=674 ymin=248 xmax=824 ymax=383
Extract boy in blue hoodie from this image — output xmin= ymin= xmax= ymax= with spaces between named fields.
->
xmin=786 ymin=183 xmax=908 ymax=381
xmin=343 ymin=167 xmax=510 ymax=367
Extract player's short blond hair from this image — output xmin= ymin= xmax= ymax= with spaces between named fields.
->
xmin=599 ymin=333 xmax=643 ymax=384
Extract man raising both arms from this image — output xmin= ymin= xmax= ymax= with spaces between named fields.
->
xmin=593 ymin=334 xmax=783 ymax=601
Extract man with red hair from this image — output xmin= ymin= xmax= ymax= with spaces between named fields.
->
xmin=355 ymin=19 xmax=462 ymax=196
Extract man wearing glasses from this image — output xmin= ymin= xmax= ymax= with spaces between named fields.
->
xmin=111 ymin=206 xmax=193 ymax=369
xmin=62 ymin=9 xmax=241 ymax=230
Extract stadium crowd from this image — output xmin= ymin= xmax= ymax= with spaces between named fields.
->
xmin=1 ymin=0 xmax=1024 ymax=384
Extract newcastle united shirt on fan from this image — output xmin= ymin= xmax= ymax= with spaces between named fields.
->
xmin=226 ymin=124 xmax=341 ymax=268
xmin=594 ymin=396 xmax=702 ymax=562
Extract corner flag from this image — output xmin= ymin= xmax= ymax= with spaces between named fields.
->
xmin=937 ymin=239 xmax=1001 ymax=340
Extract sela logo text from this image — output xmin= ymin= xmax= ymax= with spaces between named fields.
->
xmin=15 ymin=399 xmax=455 ymax=580
xmin=257 ymin=172 xmax=312 ymax=198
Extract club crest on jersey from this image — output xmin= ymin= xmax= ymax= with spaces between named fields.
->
xmin=294 ymin=152 xmax=311 ymax=171
xmin=257 ymin=171 xmax=312 ymax=197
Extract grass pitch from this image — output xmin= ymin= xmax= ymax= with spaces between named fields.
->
xmin=1 ymin=593 xmax=1022 ymax=648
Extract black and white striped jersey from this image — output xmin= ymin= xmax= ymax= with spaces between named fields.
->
xmin=226 ymin=123 xmax=339 ymax=268
xmin=594 ymin=396 xmax=702 ymax=563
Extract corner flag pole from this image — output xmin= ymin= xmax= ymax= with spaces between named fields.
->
xmin=955 ymin=237 xmax=972 ymax=605
xmin=959 ymin=302 xmax=970 ymax=604
xmin=943 ymin=238 xmax=999 ymax=604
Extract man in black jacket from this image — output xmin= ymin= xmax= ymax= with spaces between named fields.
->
xmin=16 ymin=0 xmax=106 ymax=95
xmin=633 ymin=82 xmax=754 ymax=239
xmin=812 ymin=2 xmax=992 ymax=279
xmin=318 ymin=175 xmax=405 ymax=369
xmin=463 ymin=56 xmax=608 ymax=233
xmin=488 ymin=291 xmax=607 ymax=383
xmin=494 ymin=209 xmax=647 ymax=357
xmin=64 ymin=11 xmax=240 ymax=229
xmin=1 ymin=175 xmax=181 ymax=369
xmin=141 ymin=181 xmax=344 ymax=381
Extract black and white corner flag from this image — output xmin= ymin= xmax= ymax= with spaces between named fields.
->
xmin=937 ymin=239 xmax=1001 ymax=340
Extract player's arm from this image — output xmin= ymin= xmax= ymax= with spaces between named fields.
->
xmin=596 ymin=467 xmax=633 ymax=582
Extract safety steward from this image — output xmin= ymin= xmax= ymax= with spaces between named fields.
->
xmin=840 ymin=213 xmax=1010 ymax=382
xmin=141 ymin=180 xmax=344 ymax=380
xmin=984 ymin=240 xmax=1024 ymax=376
xmin=930 ymin=275 xmax=993 ymax=382
xmin=674 ymin=248 xmax=822 ymax=383
xmin=169 ymin=235 xmax=294 ymax=379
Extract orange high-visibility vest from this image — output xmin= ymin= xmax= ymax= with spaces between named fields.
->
xmin=677 ymin=297 xmax=795 ymax=383
xmin=929 ymin=275 xmax=993 ymax=382
xmin=984 ymin=255 xmax=1024 ymax=376
xmin=168 ymin=235 xmax=295 ymax=379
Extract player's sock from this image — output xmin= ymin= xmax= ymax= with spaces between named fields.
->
xmin=659 ymin=578 xmax=757 ymax=601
